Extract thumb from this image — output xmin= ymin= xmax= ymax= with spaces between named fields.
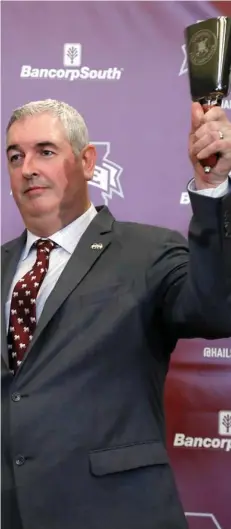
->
xmin=191 ymin=102 xmax=204 ymax=133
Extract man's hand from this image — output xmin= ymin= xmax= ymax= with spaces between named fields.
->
xmin=189 ymin=101 xmax=231 ymax=190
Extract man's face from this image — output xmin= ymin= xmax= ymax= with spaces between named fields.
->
xmin=6 ymin=113 xmax=96 ymax=229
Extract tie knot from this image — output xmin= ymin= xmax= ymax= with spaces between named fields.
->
xmin=35 ymin=238 xmax=56 ymax=255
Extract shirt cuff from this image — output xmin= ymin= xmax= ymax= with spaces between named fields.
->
xmin=188 ymin=175 xmax=231 ymax=198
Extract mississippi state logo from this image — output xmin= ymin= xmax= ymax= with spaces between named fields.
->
xmin=89 ymin=142 xmax=124 ymax=205
xmin=188 ymin=29 xmax=217 ymax=66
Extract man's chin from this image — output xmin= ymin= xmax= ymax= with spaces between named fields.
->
xmin=21 ymin=198 xmax=56 ymax=218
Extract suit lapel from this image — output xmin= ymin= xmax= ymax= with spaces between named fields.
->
xmin=22 ymin=207 xmax=115 ymax=359
xmin=1 ymin=232 xmax=27 ymax=367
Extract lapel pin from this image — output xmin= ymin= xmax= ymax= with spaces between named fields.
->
xmin=91 ymin=243 xmax=103 ymax=250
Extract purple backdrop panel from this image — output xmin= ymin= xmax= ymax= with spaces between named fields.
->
xmin=1 ymin=3 xmax=231 ymax=528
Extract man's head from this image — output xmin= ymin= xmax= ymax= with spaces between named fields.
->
xmin=6 ymin=99 xmax=97 ymax=236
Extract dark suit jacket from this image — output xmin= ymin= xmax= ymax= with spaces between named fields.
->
xmin=1 ymin=190 xmax=231 ymax=529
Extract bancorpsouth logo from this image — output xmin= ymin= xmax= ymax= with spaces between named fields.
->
xmin=89 ymin=142 xmax=124 ymax=205
xmin=9 ymin=142 xmax=124 ymax=206
xmin=20 ymin=43 xmax=124 ymax=82
xmin=179 ymin=22 xmax=231 ymax=111
xmin=173 ymin=411 xmax=231 ymax=453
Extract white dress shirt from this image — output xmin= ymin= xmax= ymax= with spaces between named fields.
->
xmin=5 ymin=176 xmax=230 ymax=330
xmin=188 ymin=175 xmax=230 ymax=197
xmin=5 ymin=203 xmax=97 ymax=329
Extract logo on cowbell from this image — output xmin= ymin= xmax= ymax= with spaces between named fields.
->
xmin=188 ymin=29 xmax=217 ymax=67
xmin=89 ymin=142 xmax=124 ymax=206
xmin=20 ymin=43 xmax=123 ymax=82
xmin=179 ymin=23 xmax=231 ymax=112
xmin=179 ymin=20 xmax=203 ymax=76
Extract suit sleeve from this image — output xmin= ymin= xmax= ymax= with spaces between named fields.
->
xmin=147 ymin=191 xmax=231 ymax=339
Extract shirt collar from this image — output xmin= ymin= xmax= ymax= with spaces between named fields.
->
xmin=22 ymin=203 xmax=97 ymax=260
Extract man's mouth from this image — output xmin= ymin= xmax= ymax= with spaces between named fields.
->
xmin=25 ymin=186 xmax=47 ymax=194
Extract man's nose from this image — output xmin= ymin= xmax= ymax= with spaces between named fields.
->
xmin=22 ymin=155 xmax=39 ymax=178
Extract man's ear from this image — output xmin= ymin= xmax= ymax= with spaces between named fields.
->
xmin=81 ymin=144 xmax=97 ymax=181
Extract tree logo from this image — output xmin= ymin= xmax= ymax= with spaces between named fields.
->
xmin=218 ymin=411 xmax=231 ymax=436
xmin=63 ymin=43 xmax=82 ymax=67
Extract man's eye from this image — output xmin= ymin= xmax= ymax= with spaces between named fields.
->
xmin=42 ymin=150 xmax=54 ymax=156
xmin=10 ymin=154 xmax=21 ymax=163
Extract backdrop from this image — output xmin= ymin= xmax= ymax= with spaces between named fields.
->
xmin=1 ymin=2 xmax=231 ymax=528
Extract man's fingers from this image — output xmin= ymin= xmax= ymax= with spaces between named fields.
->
xmin=191 ymin=102 xmax=204 ymax=133
xmin=203 ymin=105 xmax=229 ymax=123
xmin=196 ymin=139 xmax=230 ymax=160
xmin=194 ymin=121 xmax=222 ymax=140
xmin=192 ymin=134 xmax=216 ymax=156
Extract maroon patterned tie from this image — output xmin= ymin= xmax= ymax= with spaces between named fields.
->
xmin=7 ymin=239 xmax=56 ymax=374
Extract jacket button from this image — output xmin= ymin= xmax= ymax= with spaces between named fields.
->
xmin=11 ymin=393 xmax=21 ymax=402
xmin=15 ymin=455 xmax=25 ymax=466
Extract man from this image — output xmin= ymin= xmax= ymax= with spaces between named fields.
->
xmin=1 ymin=98 xmax=231 ymax=529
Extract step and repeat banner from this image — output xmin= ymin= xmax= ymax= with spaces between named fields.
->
xmin=1 ymin=2 xmax=231 ymax=528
